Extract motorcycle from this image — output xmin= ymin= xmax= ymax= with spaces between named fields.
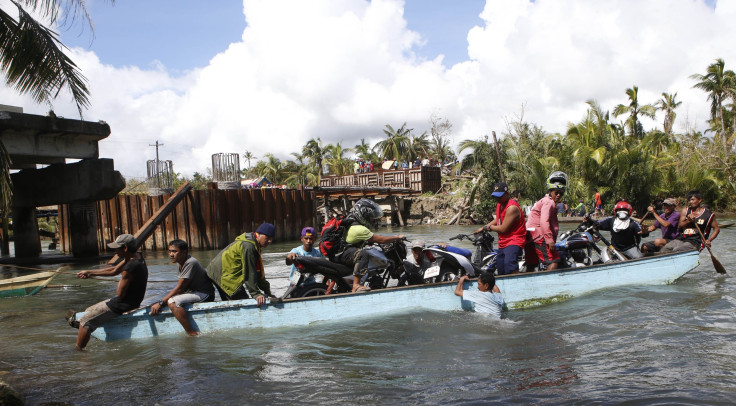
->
xmin=555 ymin=217 xmax=626 ymax=268
xmin=285 ymin=240 xmax=408 ymax=298
xmin=399 ymin=231 xmax=496 ymax=284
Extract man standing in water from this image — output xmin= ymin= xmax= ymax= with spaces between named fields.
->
xmin=68 ymin=234 xmax=148 ymax=350
xmin=474 ymin=182 xmax=527 ymax=275
xmin=149 ymin=239 xmax=215 ymax=336
xmin=206 ymin=222 xmax=276 ymax=305
xmin=660 ymin=191 xmax=720 ymax=253
xmin=454 ymin=273 xmax=504 ymax=317
xmin=526 ymin=172 xmax=568 ymax=271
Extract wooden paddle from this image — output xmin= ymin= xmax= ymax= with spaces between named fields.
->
xmin=638 ymin=211 xmax=651 ymax=224
xmin=692 ymin=222 xmax=726 ymax=274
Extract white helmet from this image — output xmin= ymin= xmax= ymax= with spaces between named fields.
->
xmin=350 ymin=198 xmax=383 ymax=228
xmin=547 ymin=171 xmax=568 ymax=191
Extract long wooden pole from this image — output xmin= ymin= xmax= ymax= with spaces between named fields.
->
xmin=491 ymin=131 xmax=506 ymax=183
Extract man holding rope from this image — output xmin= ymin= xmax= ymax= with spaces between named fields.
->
xmin=67 ymin=234 xmax=148 ymax=350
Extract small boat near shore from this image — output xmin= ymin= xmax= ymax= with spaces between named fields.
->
xmin=0 ymin=271 xmax=57 ymax=298
xmin=80 ymin=249 xmax=701 ymax=342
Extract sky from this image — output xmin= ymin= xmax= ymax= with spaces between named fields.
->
xmin=1 ymin=0 xmax=734 ymax=179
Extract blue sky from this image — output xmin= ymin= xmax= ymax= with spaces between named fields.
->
xmin=2 ymin=0 xmax=732 ymax=178
xmin=62 ymin=0 xmax=485 ymax=72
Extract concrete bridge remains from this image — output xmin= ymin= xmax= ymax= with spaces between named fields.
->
xmin=0 ymin=108 xmax=124 ymax=258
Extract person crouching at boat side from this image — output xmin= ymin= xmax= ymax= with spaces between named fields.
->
xmin=592 ymin=200 xmax=643 ymax=259
xmin=659 ymin=190 xmax=720 ymax=253
xmin=526 ymin=172 xmax=568 ymax=271
xmin=641 ymin=198 xmax=680 ymax=256
xmin=148 ymin=239 xmax=215 ymax=336
xmin=68 ymin=234 xmax=148 ymax=350
xmin=474 ymin=182 xmax=527 ymax=275
xmin=454 ymin=273 xmax=505 ymax=317
xmin=335 ymin=198 xmax=405 ymax=292
xmin=285 ymin=226 xmax=323 ymax=289
xmin=205 ymin=223 xmax=276 ymax=306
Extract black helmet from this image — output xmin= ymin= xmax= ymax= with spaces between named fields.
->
xmin=547 ymin=171 xmax=568 ymax=191
xmin=350 ymin=198 xmax=383 ymax=228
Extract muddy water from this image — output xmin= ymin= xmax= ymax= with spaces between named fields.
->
xmin=1 ymin=223 xmax=736 ymax=405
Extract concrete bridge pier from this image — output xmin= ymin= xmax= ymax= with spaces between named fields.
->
xmin=68 ymin=201 xmax=100 ymax=257
xmin=11 ymin=206 xmax=41 ymax=257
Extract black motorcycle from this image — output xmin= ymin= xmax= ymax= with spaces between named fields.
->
xmin=285 ymin=240 xmax=408 ymax=298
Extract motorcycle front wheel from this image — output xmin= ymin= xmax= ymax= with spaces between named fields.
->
xmin=436 ymin=264 xmax=461 ymax=282
xmin=291 ymin=282 xmax=330 ymax=297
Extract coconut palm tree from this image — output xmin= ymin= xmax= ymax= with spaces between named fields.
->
xmin=302 ymin=138 xmax=328 ymax=177
xmin=613 ymin=86 xmax=656 ymax=138
xmin=284 ymin=152 xmax=318 ymax=187
xmin=690 ymin=58 xmax=736 ymax=138
xmin=374 ymin=123 xmax=410 ymax=161
xmin=407 ymin=131 xmax=430 ymax=163
xmin=655 ymin=92 xmax=682 ymax=137
xmin=324 ymin=141 xmax=353 ymax=176
xmin=353 ymin=138 xmax=379 ymax=163
xmin=0 ymin=0 xmax=98 ymax=116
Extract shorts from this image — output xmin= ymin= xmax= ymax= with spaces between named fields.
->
xmin=169 ymin=291 xmax=210 ymax=307
xmin=79 ymin=300 xmax=118 ymax=331
xmin=495 ymin=245 xmax=523 ymax=275
xmin=660 ymin=239 xmax=698 ymax=253
xmin=533 ymin=240 xmax=561 ymax=265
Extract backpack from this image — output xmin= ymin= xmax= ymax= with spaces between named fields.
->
xmin=319 ymin=215 xmax=354 ymax=259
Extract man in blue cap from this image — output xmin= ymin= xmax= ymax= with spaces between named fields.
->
xmin=206 ymin=222 xmax=276 ymax=305
xmin=285 ymin=226 xmax=323 ymax=289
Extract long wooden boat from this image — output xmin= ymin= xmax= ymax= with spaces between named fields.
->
xmin=82 ymin=249 xmax=700 ymax=341
xmin=0 ymin=271 xmax=57 ymax=298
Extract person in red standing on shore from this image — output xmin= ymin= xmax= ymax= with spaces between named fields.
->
xmin=474 ymin=182 xmax=527 ymax=275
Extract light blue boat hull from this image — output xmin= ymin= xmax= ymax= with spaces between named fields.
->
xmin=84 ymin=250 xmax=700 ymax=341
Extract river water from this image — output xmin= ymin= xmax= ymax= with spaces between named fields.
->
xmin=2 ymin=223 xmax=736 ymax=405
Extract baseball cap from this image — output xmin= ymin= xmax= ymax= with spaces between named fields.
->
xmin=411 ymin=240 xmax=425 ymax=249
xmin=107 ymin=234 xmax=135 ymax=249
xmin=663 ymin=198 xmax=677 ymax=206
xmin=491 ymin=182 xmax=509 ymax=198
xmin=301 ymin=227 xmax=315 ymax=237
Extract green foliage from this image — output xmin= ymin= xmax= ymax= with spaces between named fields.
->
xmin=469 ymin=67 xmax=736 ymax=214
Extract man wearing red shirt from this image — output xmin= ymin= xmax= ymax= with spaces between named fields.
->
xmin=475 ymin=182 xmax=527 ymax=275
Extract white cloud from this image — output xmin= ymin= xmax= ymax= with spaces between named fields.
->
xmin=4 ymin=0 xmax=735 ymax=178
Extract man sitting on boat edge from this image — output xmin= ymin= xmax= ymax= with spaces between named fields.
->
xmin=454 ymin=273 xmax=505 ymax=317
xmin=67 ymin=234 xmax=148 ymax=350
xmin=149 ymin=239 xmax=215 ymax=336
xmin=641 ymin=198 xmax=680 ymax=255
xmin=206 ymin=222 xmax=277 ymax=306
xmin=285 ymin=226 xmax=323 ymax=290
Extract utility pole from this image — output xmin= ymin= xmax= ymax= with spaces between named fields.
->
xmin=149 ymin=140 xmax=163 ymax=188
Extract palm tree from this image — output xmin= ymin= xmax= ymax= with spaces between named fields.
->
xmin=613 ymin=86 xmax=656 ymax=138
xmin=407 ymin=131 xmax=431 ymax=163
xmin=302 ymin=138 xmax=328 ymax=177
xmin=655 ymin=92 xmax=681 ymax=136
xmin=284 ymin=152 xmax=318 ymax=187
xmin=374 ymin=123 xmax=410 ymax=161
xmin=0 ymin=0 xmax=98 ymax=116
xmin=690 ymin=58 xmax=736 ymax=147
xmin=324 ymin=141 xmax=353 ymax=176
xmin=242 ymin=150 xmax=257 ymax=169
xmin=353 ymin=138 xmax=379 ymax=163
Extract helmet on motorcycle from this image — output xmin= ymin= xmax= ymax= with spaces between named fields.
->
xmin=614 ymin=201 xmax=633 ymax=218
xmin=350 ymin=198 xmax=383 ymax=228
xmin=547 ymin=171 xmax=568 ymax=191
